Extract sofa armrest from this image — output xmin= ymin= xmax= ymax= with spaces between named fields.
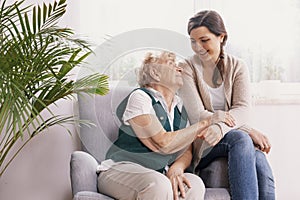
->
xmin=70 ymin=151 xmax=99 ymax=196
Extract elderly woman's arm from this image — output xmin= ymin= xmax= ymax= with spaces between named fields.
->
xmin=128 ymin=114 xmax=210 ymax=154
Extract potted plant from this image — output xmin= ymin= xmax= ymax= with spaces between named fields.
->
xmin=0 ymin=0 xmax=109 ymax=176
xmin=263 ymin=64 xmax=284 ymax=80
xmin=259 ymin=64 xmax=284 ymax=99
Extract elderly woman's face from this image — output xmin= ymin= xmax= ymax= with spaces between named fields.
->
xmin=190 ymin=26 xmax=224 ymax=63
xmin=157 ymin=58 xmax=183 ymax=90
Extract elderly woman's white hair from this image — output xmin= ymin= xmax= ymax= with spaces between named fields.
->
xmin=136 ymin=51 xmax=176 ymax=87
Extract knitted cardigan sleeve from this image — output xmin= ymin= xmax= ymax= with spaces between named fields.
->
xmin=178 ymin=57 xmax=213 ymax=125
xmin=220 ymin=54 xmax=252 ymax=134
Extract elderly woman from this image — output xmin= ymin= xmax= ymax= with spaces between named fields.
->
xmin=96 ymin=51 xmax=234 ymax=200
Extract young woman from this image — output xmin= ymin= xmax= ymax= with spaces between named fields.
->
xmin=179 ymin=10 xmax=275 ymax=200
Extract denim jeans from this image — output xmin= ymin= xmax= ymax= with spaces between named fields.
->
xmin=197 ymin=129 xmax=275 ymax=200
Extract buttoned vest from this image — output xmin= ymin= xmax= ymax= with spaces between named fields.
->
xmin=106 ymin=88 xmax=188 ymax=172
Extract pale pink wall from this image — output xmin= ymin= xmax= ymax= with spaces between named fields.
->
xmin=0 ymin=1 xmax=81 ymax=200
xmin=0 ymin=99 xmax=81 ymax=200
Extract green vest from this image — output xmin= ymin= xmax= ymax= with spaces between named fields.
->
xmin=106 ymin=88 xmax=188 ymax=173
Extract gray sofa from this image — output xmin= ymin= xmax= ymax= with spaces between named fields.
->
xmin=70 ymin=86 xmax=231 ymax=200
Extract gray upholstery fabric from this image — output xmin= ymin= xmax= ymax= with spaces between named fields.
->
xmin=70 ymin=86 xmax=231 ymax=199
xmin=73 ymin=191 xmax=113 ymax=200
xmin=70 ymin=151 xmax=99 ymax=195
xmin=200 ymin=157 xmax=229 ymax=188
xmin=73 ymin=188 xmax=230 ymax=200
xmin=205 ymin=188 xmax=231 ymax=200
xmin=77 ymin=87 xmax=133 ymax=163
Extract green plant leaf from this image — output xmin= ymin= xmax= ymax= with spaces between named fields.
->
xmin=0 ymin=0 xmax=109 ymax=177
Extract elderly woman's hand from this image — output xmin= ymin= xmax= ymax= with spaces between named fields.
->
xmin=166 ymin=167 xmax=191 ymax=200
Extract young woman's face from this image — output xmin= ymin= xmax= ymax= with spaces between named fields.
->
xmin=190 ymin=26 xmax=224 ymax=63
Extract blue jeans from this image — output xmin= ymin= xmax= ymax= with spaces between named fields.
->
xmin=197 ymin=130 xmax=275 ymax=200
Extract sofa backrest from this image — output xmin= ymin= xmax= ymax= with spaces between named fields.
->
xmin=77 ymin=86 xmax=136 ymax=162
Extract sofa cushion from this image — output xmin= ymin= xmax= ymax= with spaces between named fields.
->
xmin=199 ymin=157 xmax=229 ymax=188
xmin=73 ymin=191 xmax=114 ymax=200
xmin=78 ymin=86 xmax=135 ymax=162
xmin=204 ymin=188 xmax=230 ymax=200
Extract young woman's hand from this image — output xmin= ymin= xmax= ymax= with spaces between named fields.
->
xmin=249 ymin=128 xmax=271 ymax=154
xmin=210 ymin=110 xmax=236 ymax=127
xmin=166 ymin=167 xmax=191 ymax=200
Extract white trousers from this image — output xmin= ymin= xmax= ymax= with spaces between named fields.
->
xmin=98 ymin=161 xmax=205 ymax=200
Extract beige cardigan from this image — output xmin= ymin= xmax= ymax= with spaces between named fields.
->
xmin=179 ymin=53 xmax=253 ymax=172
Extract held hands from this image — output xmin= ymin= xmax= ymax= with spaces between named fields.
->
xmin=166 ymin=167 xmax=191 ymax=200
xmin=249 ymin=128 xmax=271 ymax=154
xmin=197 ymin=111 xmax=235 ymax=147
xmin=198 ymin=124 xmax=222 ymax=146
xmin=211 ymin=110 xmax=236 ymax=127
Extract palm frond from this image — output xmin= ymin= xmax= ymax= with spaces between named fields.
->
xmin=74 ymin=73 xmax=110 ymax=95
xmin=0 ymin=0 xmax=109 ymax=176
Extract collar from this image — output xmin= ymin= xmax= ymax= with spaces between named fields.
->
xmin=146 ymin=87 xmax=184 ymax=111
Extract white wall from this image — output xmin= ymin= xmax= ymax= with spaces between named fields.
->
xmin=0 ymin=1 xmax=299 ymax=200
xmin=76 ymin=0 xmax=195 ymax=46
xmin=250 ymin=104 xmax=300 ymax=199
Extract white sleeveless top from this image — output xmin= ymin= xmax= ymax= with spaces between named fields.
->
xmin=206 ymin=83 xmax=226 ymax=111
